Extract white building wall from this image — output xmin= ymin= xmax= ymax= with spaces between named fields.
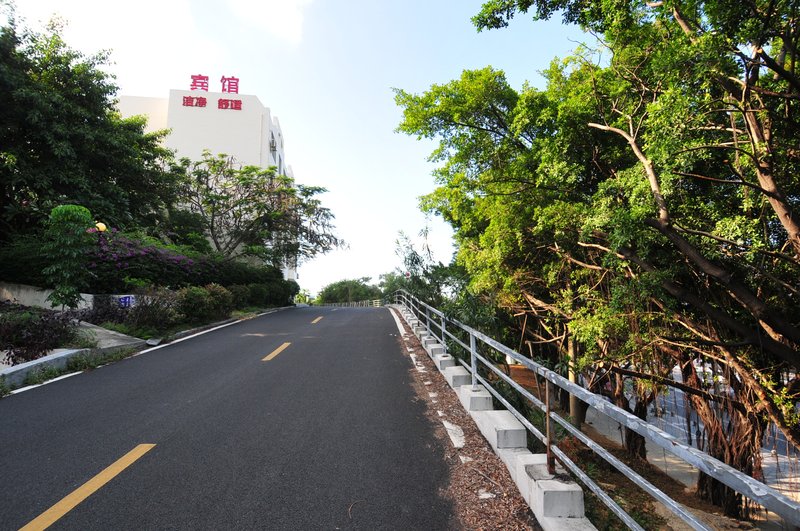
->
xmin=116 ymin=96 xmax=168 ymax=133
xmin=117 ymin=89 xmax=297 ymax=282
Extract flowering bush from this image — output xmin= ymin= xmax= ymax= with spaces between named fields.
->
xmin=0 ymin=227 xmax=295 ymax=306
xmin=86 ymin=230 xmax=285 ymax=292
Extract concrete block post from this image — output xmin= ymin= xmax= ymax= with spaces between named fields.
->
xmin=473 ymin=410 xmax=527 ymax=450
xmin=458 ymin=384 xmax=494 ymax=411
xmin=434 ymin=354 xmax=456 ymax=370
xmin=443 ymin=366 xmax=471 ymax=388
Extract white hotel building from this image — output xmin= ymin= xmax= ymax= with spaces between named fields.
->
xmin=118 ymin=74 xmax=297 ymax=280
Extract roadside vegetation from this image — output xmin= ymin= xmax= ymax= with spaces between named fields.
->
xmin=0 ymin=9 xmax=341 ymax=367
xmin=392 ymin=0 xmax=800 ymax=521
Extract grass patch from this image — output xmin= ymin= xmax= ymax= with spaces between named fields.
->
xmin=231 ymin=309 xmax=259 ymax=320
xmin=22 ymin=364 xmax=62 ymax=386
xmin=2 ymin=347 xmax=139 ymax=397
xmin=64 ymin=329 xmax=98 ymax=349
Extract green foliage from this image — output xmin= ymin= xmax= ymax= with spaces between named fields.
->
xmin=175 ymin=284 xmax=233 ymax=323
xmin=203 ymin=283 xmax=234 ymax=320
xmin=176 ymin=286 xmax=213 ymax=324
xmin=317 ymin=278 xmax=382 ymax=304
xmin=23 ymin=364 xmax=61 ymax=386
xmin=0 ymin=233 xmax=49 ymax=286
xmin=246 ymin=283 xmax=269 ymax=306
xmin=180 ymin=151 xmax=343 ymax=266
xmin=227 ymin=284 xmax=251 ymax=309
xmin=0 ymin=13 xmax=183 ymax=237
xmin=127 ymin=287 xmax=180 ymax=334
xmin=41 ymin=205 xmax=95 ymax=308
xmin=398 ymin=0 xmax=800 ymax=516
xmin=294 ymin=289 xmax=313 ymax=305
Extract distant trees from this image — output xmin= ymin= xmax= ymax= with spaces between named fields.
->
xmin=316 ymin=278 xmax=382 ymax=304
xmin=397 ymin=0 xmax=800 ymax=518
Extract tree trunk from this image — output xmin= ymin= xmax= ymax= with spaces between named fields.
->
xmin=568 ymin=338 xmax=587 ymax=426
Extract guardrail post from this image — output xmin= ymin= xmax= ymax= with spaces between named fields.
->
xmin=470 ymin=331 xmax=477 ymax=390
xmin=545 ymin=377 xmax=555 ymax=475
xmin=425 ymin=306 xmax=430 ymax=334
xmin=440 ymin=314 xmax=447 ymax=354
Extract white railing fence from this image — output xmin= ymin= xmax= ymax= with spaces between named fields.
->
xmin=394 ymin=289 xmax=800 ymax=530
xmin=320 ymin=299 xmax=382 ymax=308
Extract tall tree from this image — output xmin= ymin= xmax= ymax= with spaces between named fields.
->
xmin=397 ymin=0 xmax=800 ymax=516
xmin=179 ymin=151 xmax=343 ymax=266
xmin=0 ymin=11 xmax=182 ymax=238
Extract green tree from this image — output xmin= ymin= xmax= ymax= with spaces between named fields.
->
xmin=180 ymin=151 xmax=343 ymax=266
xmin=0 ymin=11 xmax=183 ymax=238
xmin=41 ymin=205 xmax=95 ymax=309
xmin=316 ymin=278 xmax=382 ymax=304
xmin=397 ymin=0 xmax=800 ymax=516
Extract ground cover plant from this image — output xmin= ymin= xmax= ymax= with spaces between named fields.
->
xmin=0 ymin=301 xmax=81 ymax=364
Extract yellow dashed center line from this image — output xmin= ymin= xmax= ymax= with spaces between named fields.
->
xmin=312 ymin=316 xmax=323 ymax=324
xmin=21 ymin=444 xmax=156 ymax=531
xmin=262 ymin=342 xmax=292 ymax=361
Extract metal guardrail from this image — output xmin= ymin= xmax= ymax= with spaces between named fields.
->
xmin=320 ymin=299 xmax=382 ymax=308
xmin=394 ymin=290 xmax=800 ymax=530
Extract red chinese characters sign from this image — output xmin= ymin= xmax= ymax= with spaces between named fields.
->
xmin=218 ymin=99 xmax=242 ymax=110
xmin=182 ymin=96 xmax=207 ymax=107
xmin=189 ymin=74 xmax=209 ymax=91
xmin=220 ymin=76 xmax=239 ymax=94
xmin=184 ymin=74 xmax=243 ymax=110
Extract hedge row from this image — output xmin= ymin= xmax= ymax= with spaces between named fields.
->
xmin=0 ymin=232 xmax=297 ymax=297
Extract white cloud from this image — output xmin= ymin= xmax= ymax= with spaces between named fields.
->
xmin=226 ymin=0 xmax=313 ymax=46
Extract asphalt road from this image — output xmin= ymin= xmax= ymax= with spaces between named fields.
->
xmin=0 ymin=307 xmax=454 ymax=530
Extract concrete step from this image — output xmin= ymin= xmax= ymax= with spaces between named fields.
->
xmin=422 ymin=336 xmax=438 ymax=348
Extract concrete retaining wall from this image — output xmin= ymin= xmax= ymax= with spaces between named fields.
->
xmin=0 ymin=281 xmax=94 ymax=310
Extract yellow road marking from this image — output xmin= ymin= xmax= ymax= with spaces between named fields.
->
xmin=262 ymin=342 xmax=291 ymax=361
xmin=21 ymin=444 xmax=156 ymax=531
xmin=312 ymin=316 xmax=323 ymax=324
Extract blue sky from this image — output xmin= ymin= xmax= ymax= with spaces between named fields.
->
xmin=14 ymin=0 xmax=586 ymax=296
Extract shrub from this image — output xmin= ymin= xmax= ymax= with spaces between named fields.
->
xmin=128 ymin=287 xmax=180 ymax=333
xmin=41 ymin=205 xmax=95 ymax=308
xmin=0 ymin=302 xmax=78 ymax=364
xmin=176 ymin=286 xmax=212 ymax=323
xmin=84 ymin=229 xmax=294 ymax=293
xmin=247 ymin=283 xmax=269 ymax=306
xmin=203 ymin=283 xmax=233 ymax=321
xmin=80 ymin=295 xmax=130 ymax=325
xmin=227 ymin=284 xmax=250 ymax=309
